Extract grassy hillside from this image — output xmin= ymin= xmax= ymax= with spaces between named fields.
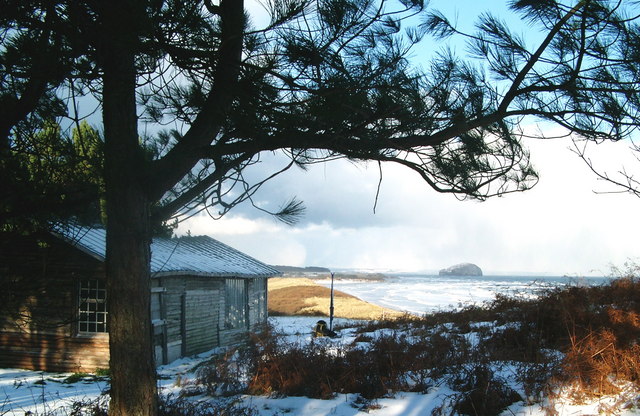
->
xmin=267 ymin=277 xmax=403 ymax=320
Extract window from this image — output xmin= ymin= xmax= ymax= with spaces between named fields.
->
xmin=78 ymin=280 xmax=108 ymax=333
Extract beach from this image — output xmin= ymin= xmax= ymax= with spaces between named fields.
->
xmin=268 ymin=277 xmax=404 ymax=320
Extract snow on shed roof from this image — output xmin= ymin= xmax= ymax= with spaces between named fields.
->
xmin=52 ymin=224 xmax=280 ymax=278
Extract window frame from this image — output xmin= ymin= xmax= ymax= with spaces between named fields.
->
xmin=77 ymin=279 xmax=109 ymax=335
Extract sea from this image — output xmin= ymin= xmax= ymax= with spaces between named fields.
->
xmin=314 ymin=274 xmax=612 ymax=315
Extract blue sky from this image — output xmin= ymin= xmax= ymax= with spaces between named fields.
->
xmin=176 ymin=1 xmax=640 ymax=276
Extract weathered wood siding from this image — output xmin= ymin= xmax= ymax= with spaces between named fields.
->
xmin=0 ymin=331 xmax=109 ymax=373
xmin=183 ymin=289 xmax=221 ymax=355
xmin=248 ymin=276 xmax=267 ymax=330
xmin=218 ymin=276 xmax=267 ymax=347
xmin=152 ymin=276 xmax=226 ymax=361
xmin=151 ymin=277 xmax=183 ymax=362
xmin=0 ymin=231 xmax=271 ymax=371
xmin=0 ymin=231 xmax=108 ymax=372
xmin=152 ymin=275 xmax=268 ymax=360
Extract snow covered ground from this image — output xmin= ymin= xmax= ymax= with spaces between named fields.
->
xmin=2 ymin=315 xmax=639 ymax=416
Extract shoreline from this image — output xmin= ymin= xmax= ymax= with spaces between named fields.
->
xmin=268 ymin=277 xmax=404 ymax=320
xmin=276 ymin=273 xmax=389 ymax=282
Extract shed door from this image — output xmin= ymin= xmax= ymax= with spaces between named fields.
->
xmin=182 ymin=290 xmax=220 ymax=356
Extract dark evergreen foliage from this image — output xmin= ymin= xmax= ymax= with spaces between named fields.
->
xmin=1 ymin=121 xmax=103 ymax=231
xmin=2 ymin=1 xmax=640 ymax=415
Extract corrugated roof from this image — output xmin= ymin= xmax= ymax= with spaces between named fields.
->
xmin=52 ymin=224 xmax=280 ymax=278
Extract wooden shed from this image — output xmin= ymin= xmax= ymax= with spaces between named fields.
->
xmin=0 ymin=224 xmax=279 ymax=372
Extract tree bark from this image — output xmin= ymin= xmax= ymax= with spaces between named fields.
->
xmin=104 ymin=184 xmax=155 ymax=416
xmin=101 ymin=2 xmax=157 ymax=415
xmin=147 ymin=0 xmax=245 ymax=201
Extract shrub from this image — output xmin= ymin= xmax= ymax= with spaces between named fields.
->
xmin=158 ymin=395 xmax=257 ymax=416
xmin=63 ymin=372 xmax=92 ymax=384
xmin=239 ymin=323 xmax=482 ymax=400
xmin=446 ymin=364 xmax=522 ymax=416
xmin=68 ymin=395 xmax=109 ymax=416
xmin=46 ymin=394 xmax=256 ymax=416
xmin=555 ymin=328 xmax=640 ymax=400
xmin=246 ymin=335 xmax=348 ymax=399
xmin=193 ymin=273 xmax=640 ymax=414
xmin=95 ymin=368 xmax=110 ymax=377
xmin=195 ymin=348 xmax=252 ymax=397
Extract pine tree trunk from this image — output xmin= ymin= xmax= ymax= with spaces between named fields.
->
xmin=101 ymin=2 xmax=157 ymax=414
xmin=104 ymin=188 xmax=156 ymax=416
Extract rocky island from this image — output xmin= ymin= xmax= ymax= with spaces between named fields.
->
xmin=439 ymin=263 xmax=483 ymax=276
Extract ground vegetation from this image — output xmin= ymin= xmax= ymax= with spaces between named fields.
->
xmin=217 ymin=274 xmax=640 ymax=414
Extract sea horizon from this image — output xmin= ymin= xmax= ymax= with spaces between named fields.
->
xmin=314 ymin=273 xmax=613 ymax=315
xmin=310 ymin=265 xmax=611 ymax=278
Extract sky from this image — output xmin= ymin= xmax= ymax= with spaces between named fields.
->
xmin=176 ymin=1 xmax=640 ymax=276
xmin=177 ymin=133 xmax=640 ymax=276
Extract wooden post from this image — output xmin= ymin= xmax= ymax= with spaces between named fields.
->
xmin=329 ymin=272 xmax=335 ymax=331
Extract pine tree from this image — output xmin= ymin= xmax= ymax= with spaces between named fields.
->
xmin=2 ymin=1 xmax=639 ymax=414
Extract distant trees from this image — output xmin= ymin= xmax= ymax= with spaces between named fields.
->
xmin=2 ymin=1 xmax=639 ymax=415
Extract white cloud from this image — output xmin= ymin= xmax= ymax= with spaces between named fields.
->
xmin=180 ymin=212 xmax=282 ymax=236
xmin=171 ymin=2 xmax=640 ymax=276
xmin=177 ymin=128 xmax=640 ymax=277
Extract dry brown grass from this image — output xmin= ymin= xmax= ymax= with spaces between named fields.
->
xmin=194 ymin=275 xmax=640 ymax=415
xmin=268 ymin=277 xmax=404 ymax=320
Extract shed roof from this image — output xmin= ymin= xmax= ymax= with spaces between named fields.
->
xmin=53 ymin=224 xmax=280 ymax=278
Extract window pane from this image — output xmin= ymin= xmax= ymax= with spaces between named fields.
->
xmin=78 ymin=280 xmax=108 ymax=333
